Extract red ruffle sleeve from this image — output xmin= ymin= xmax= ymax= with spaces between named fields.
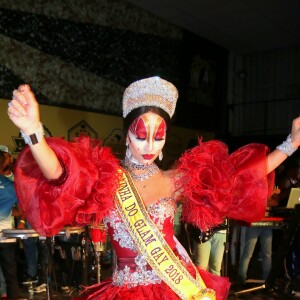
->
xmin=176 ymin=139 xmax=274 ymax=230
xmin=14 ymin=136 xmax=120 ymax=237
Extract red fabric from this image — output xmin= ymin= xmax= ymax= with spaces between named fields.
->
xmin=76 ymin=220 xmax=230 ymax=300
xmin=75 ymin=266 xmax=229 ymax=300
xmin=76 ymin=279 xmax=181 ymax=300
xmin=14 ymin=136 xmax=120 ymax=237
xmin=13 ymin=136 xmax=273 ymax=300
xmin=176 ymin=139 xmax=274 ymax=230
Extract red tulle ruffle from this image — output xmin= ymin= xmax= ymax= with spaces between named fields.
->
xmin=75 ymin=266 xmax=230 ymax=300
xmin=176 ymin=139 xmax=274 ymax=230
xmin=14 ymin=136 xmax=120 ymax=237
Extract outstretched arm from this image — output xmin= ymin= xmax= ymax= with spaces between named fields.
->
xmin=7 ymin=84 xmax=62 ymax=180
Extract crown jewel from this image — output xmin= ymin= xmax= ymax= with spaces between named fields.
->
xmin=122 ymin=76 xmax=178 ymax=118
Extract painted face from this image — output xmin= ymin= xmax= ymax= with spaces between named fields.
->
xmin=127 ymin=112 xmax=166 ymax=165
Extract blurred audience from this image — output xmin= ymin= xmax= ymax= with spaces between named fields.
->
xmin=237 ymin=186 xmax=281 ymax=283
xmin=273 ymin=157 xmax=300 ymax=206
xmin=188 ymin=221 xmax=227 ymax=276
xmin=0 ymin=145 xmax=14 ymax=182
xmin=0 ymin=150 xmax=22 ymax=299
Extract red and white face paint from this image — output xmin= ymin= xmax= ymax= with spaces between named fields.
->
xmin=127 ymin=112 xmax=166 ymax=165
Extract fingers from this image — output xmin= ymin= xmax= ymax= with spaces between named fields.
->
xmin=12 ymin=84 xmax=38 ymax=106
xmin=8 ymin=84 xmax=41 ymax=134
xmin=8 ymin=90 xmax=28 ymax=116
xmin=13 ymin=84 xmax=34 ymax=104
xmin=8 ymin=98 xmax=27 ymax=117
xmin=18 ymin=84 xmax=38 ymax=106
xmin=8 ymin=84 xmax=38 ymax=117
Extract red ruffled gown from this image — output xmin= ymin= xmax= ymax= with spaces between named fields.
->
xmin=14 ymin=137 xmax=274 ymax=300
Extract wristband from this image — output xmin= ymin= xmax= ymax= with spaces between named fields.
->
xmin=21 ymin=122 xmax=45 ymax=145
xmin=276 ymin=134 xmax=297 ymax=156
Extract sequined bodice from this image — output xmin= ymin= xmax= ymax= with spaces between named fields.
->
xmin=103 ymin=197 xmax=176 ymax=287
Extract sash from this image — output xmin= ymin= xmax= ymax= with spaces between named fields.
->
xmin=115 ymin=169 xmax=216 ymax=300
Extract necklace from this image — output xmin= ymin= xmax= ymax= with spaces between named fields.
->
xmin=124 ymin=156 xmax=148 ymax=170
xmin=122 ymin=158 xmax=159 ymax=181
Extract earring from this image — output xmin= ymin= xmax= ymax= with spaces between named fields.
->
xmin=126 ymin=141 xmax=129 ymax=147
xmin=126 ymin=147 xmax=131 ymax=159
xmin=159 ymin=151 xmax=163 ymax=161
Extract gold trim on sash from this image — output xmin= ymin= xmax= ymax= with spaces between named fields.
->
xmin=115 ymin=169 xmax=216 ymax=300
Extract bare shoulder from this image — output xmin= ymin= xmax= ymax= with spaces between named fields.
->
xmin=161 ymin=168 xmax=176 ymax=179
xmin=161 ymin=167 xmax=183 ymax=180
xmin=160 ymin=168 xmax=183 ymax=186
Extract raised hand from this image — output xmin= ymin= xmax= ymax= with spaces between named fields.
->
xmin=7 ymin=84 xmax=41 ymax=135
xmin=7 ymin=84 xmax=62 ymax=179
xmin=291 ymin=116 xmax=300 ymax=148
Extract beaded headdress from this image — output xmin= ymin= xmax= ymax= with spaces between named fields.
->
xmin=122 ymin=76 xmax=178 ymax=118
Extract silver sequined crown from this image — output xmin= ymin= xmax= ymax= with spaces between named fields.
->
xmin=122 ymin=76 xmax=178 ymax=118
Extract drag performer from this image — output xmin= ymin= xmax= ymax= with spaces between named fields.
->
xmin=7 ymin=77 xmax=300 ymax=300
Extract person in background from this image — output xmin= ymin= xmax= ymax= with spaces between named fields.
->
xmin=0 ymin=145 xmax=40 ymax=288
xmin=53 ymin=230 xmax=84 ymax=293
xmin=0 ymin=145 xmax=14 ymax=182
xmin=0 ymin=145 xmax=13 ymax=297
xmin=274 ymin=157 xmax=300 ymax=206
xmin=188 ymin=220 xmax=228 ymax=276
xmin=18 ymin=218 xmax=48 ymax=294
xmin=237 ymin=186 xmax=281 ymax=284
xmin=6 ymin=79 xmax=300 ymax=300
xmin=272 ymin=157 xmax=300 ymax=292
xmin=17 ymin=218 xmax=39 ymax=285
xmin=0 ymin=146 xmax=43 ymax=295
xmin=0 ymin=150 xmax=23 ymax=299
